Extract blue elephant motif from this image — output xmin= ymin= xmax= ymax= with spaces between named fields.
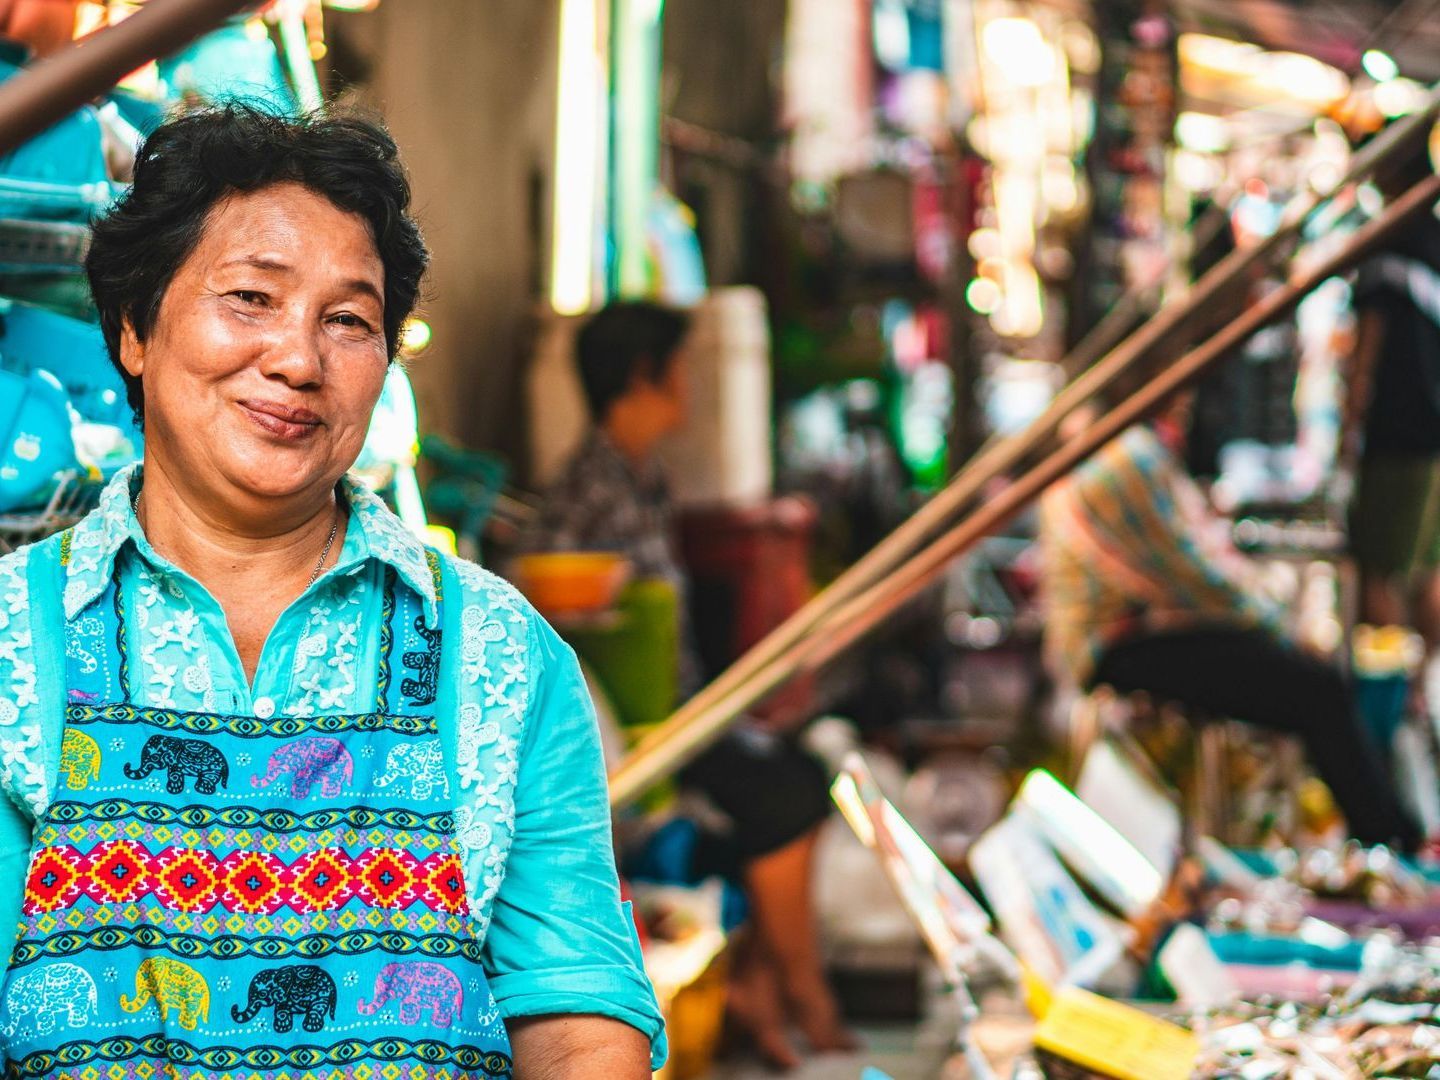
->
xmin=374 ymin=741 xmax=449 ymax=800
xmin=3 ymin=963 xmax=97 ymax=1037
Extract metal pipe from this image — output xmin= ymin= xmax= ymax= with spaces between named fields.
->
xmin=609 ymin=169 xmax=1440 ymax=807
xmin=0 ymin=0 xmax=257 ymax=157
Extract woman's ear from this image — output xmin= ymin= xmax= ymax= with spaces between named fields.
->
xmin=119 ymin=318 xmax=144 ymax=379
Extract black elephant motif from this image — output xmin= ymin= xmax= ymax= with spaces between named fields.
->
xmin=401 ymin=616 xmax=442 ymax=706
xmin=231 ymin=965 xmax=336 ymax=1033
xmin=124 ymin=734 xmax=230 ymax=795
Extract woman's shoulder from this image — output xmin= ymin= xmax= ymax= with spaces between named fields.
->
xmin=438 ymin=551 xmax=533 ymax=623
xmin=435 ymin=551 xmax=555 ymax=668
xmin=0 ymin=530 xmax=67 ymax=620
xmin=0 ymin=542 xmax=37 ymax=659
xmin=0 ymin=537 xmax=65 ymax=818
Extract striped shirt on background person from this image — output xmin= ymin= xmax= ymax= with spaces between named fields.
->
xmin=1038 ymin=425 xmax=1280 ymax=687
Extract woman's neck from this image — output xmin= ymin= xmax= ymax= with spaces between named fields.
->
xmin=134 ymin=457 xmax=344 ymax=597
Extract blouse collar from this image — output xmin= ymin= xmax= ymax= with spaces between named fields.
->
xmin=61 ymin=462 xmax=439 ymax=625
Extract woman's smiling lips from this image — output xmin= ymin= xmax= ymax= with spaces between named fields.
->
xmin=236 ymin=399 xmax=324 ymax=441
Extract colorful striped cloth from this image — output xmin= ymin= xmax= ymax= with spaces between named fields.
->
xmin=1038 ymin=425 xmax=1278 ymax=686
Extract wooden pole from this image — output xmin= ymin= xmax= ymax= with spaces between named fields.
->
xmin=609 ymin=94 xmax=1440 ymax=808
xmin=0 ymin=0 xmax=257 ymax=156
xmin=609 ymin=168 xmax=1440 ymax=807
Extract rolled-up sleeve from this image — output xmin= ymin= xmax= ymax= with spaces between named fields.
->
xmin=481 ymin=613 xmax=667 ymax=1070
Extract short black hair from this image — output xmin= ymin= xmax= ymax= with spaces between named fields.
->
xmin=575 ymin=301 xmax=690 ymax=421
xmin=86 ymin=101 xmax=429 ymax=422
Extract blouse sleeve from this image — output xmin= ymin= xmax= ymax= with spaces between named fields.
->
xmin=480 ymin=611 xmax=667 ymax=1070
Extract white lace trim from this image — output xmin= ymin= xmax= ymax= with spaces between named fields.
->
xmin=450 ymin=559 xmax=532 ymax=934
xmin=0 ymin=547 xmax=47 ymax=817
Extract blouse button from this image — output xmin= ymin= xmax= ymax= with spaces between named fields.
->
xmin=253 ymin=696 xmax=276 ymax=719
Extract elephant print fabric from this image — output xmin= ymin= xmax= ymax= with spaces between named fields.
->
xmin=232 ymin=966 xmax=337 ymax=1034
xmin=57 ymin=729 xmax=101 ymax=790
xmin=120 ymin=958 xmax=209 ymax=1030
xmin=0 ymin=556 xmax=516 ymax=1078
xmin=374 ymin=740 xmax=450 ymax=800
xmin=124 ymin=734 xmax=229 ymax=794
xmin=2 ymin=964 xmax=96 ymax=1037
xmin=251 ymin=736 xmax=354 ymax=798
xmin=358 ymin=962 xmax=464 ymax=1027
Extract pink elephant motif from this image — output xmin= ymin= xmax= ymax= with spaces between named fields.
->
xmin=356 ymin=962 xmax=463 ymax=1027
xmin=251 ymin=737 xmax=354 ymax=799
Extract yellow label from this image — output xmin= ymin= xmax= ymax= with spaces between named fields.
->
xmin=1020 ymin=961 xmax=1054 ymax=1019
xmin=1033 ymin=988 xmax=1198 ymax=1080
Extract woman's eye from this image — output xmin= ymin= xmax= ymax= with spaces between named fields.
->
xmin=330 ymin=313 xmax=374 ymax=331
xmin=230 ymin=290 xmax=266 ymax=306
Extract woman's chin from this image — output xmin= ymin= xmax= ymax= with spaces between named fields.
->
xmin=216 ymin=448 xmax=352 ymax=504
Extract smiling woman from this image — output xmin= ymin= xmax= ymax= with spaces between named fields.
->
xmin=0 ymin=105 xmax=662 ymax=1079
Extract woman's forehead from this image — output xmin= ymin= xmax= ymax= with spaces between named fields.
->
xmin=193 ymin=183 xmax=383 ymax=281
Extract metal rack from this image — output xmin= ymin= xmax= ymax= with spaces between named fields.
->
xmin=0 ymin=470 xmax=102 ymax=554
xmin=0 ymin=217 xmax=92 ymax=273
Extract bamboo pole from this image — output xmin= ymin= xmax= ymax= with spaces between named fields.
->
xmin=0 ymin=0 xmax=256 ymax=157
xmin=609 ymin=95 xmax=1440 ymax=806
xmin=610 ymin=168 xmax=1440 ymax=807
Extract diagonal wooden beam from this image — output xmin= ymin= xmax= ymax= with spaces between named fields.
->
xmin=0 ymin=0 xmax=257 ymax=156
xmin=609 ymin=166 xmax=1440 ymax=808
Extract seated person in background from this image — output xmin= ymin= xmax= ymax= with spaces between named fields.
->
xmin=1345 ymin=141 xmax=1440 ymax=710
xmin=522 ymin=301 xmax=855 ymax=1068
xmin=1039 ymin=388 xmax=1420 ymax=852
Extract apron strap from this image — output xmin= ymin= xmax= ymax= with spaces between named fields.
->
xmin=110 ymin=560 xmax=133 ymax=702
xmin=376 ymin=565 xmax=399 ymax=714
xmin=432 ymin=551 xmax=459 ymax=783
xmin=24 ymin=530 xmax=70 ymax=805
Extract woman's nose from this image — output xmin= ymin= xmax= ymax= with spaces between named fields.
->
xmin=259 ymin=320 xmax=326 ymax=386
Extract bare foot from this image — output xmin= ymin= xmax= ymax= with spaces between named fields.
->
xmin=791 ymin=991 xmax=861 ymax=1054
xmin=727 ymin=944 xmax=803 ymax=1070
xmin=776 ymin=970 xmax=860 ymax=1054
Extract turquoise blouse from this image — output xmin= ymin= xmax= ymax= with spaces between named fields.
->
xmin=0 ymin=465 xmax=666 ymax=1070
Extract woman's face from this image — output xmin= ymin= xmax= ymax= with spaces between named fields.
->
xmin=122 ymin=181 xmax=389 ymax=511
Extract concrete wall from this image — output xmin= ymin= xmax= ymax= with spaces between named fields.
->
xmin=327 ymin=1 xmax=786 ymax=472
xmin=329 ymin=3 xmax=560 ymax=468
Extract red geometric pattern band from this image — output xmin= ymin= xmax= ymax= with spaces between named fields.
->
xmin=23 ymin=841 xmax=469 ymax=917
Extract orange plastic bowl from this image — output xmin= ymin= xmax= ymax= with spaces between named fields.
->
xmin=510 ymin=552 xmax=633 ymax=616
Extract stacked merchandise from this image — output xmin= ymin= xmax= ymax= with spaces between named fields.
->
xmin=834 ymin=741 xmax=1440 ymax=1077
xmin=0 ymin=7 xmax=329 ymax=553
xmin=0 ymin=41 xmax=141 ymax=549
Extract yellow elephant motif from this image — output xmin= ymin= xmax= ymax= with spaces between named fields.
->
xmin=119 ymin=957 xmax=210 ymax=1030
xmin=58 ymin=730 xmax=101 ymax=791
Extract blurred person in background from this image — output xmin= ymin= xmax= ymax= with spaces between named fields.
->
xmin=522 ymin=301 xmax=856 ymax=1069
xmin=1345 ymin=141 xmax=1440 ymax=709
xmin=1040 ymin=385 xmax=1420 ymax=852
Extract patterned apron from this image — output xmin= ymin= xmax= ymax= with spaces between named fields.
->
xmin=0 ymin=546 xmax=514 ymax=1079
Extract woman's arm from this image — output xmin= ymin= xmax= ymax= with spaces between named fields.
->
xmin=509 ymin=1015 xmax=652 ymax=1079
xmin=478 ymin=604 xmax=666 ymax=1073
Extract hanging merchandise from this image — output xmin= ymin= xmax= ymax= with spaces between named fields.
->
xmin=1079 ymin=2 xmax=1176 ymax=335
xmin=610 ymin=0 xmax=665 ymax=297
xmin=0 ymin=368 xmax=77 ymax=513
xmin=158 ymin=18 xmax=298 ymax=111
xmin=0 ymin=299 xmax=131 ymax=429
xmin=0 ymin=44 xmax=115 ymax=223
xmin=0 ymin=302 xmax=137 ymax=502
xmin=645 ymin=187 xmax=707 ymax=306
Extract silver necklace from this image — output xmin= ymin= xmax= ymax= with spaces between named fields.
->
xmin=132 ymin=488 xmax=341 ymax=588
